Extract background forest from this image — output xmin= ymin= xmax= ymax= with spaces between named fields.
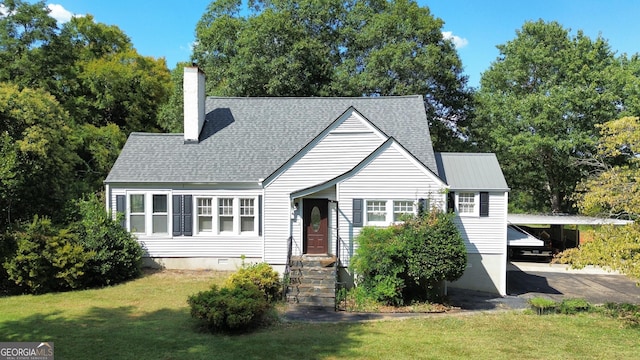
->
xmin=1 ymin=0 xmax=639 ymax=278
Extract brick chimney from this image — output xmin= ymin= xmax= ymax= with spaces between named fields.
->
xmin=183 ymin=66 xmax=206 ymax=143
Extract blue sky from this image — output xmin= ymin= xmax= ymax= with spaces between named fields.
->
xmin=36 ymin=0 xmax=640 ymax=88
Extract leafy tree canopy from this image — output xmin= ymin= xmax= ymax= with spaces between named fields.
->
xmin=472 ymin=20 xmax=640 ymax=213
xmin=0 ymin=0 xmax=171 ymax=230
xmin=192 ymin=0 xmax=473 ymax=151
xmin=556 ymin=117 xmax=640 ymax=280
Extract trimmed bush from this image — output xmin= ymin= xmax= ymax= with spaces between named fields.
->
xmin=3 ymin=216 xmax=94 ymax=293
xmin=223 ymin=262 xmax=281 ymax=302
xmin=188 ymin=282 xmax=269 ymax=332
xmin=351 ymin=210 xmax=467 ymax=305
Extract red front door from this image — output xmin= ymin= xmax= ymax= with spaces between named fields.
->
xmin=303 ymin=199 xmax=328 ymax=254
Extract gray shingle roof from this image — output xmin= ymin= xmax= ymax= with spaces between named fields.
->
xmin=106 ymin=96 xmax=437 ymax=184
xmin=435 ymin=152 xmax=509 ymax=191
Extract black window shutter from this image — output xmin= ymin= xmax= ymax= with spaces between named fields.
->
xmin=447 ymin=192 xmax=455 ymax=213
xmin=258 ymin=195 xmax=263 ymax=236
xmin=183 ymin=195 xmax=193 ymax=236
xmin=116 ymin=195 xmax=126 ymax=228
xmin=418 ymin=198 xmax=429 ymax=215
xmin=480 ymin=192 xmax=489 ymax=217
xmin=353 ymin=198 xmax=363 ymax=227
xmin=172 ymin=195 xmax=182 ymax=236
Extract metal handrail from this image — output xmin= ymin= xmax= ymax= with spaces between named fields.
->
xmin=282 ymin=235 xmax=293 ymax=301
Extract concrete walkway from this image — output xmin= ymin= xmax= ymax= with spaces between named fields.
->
xmin=509 ymin=261 xmax=620 ymax=275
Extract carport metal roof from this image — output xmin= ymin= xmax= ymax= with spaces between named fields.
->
xmin=508 ymin=214 xmax=633 ymax=226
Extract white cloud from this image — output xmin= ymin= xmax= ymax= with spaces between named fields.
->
xmin=47 ymin=4 xmax=80 ymax=24
xmin=442 ymin=31 xmax=469 ymax=49
xmin=0 ymin=4 xmax=14 ymax=18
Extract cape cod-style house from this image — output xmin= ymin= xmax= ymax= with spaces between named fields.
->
xmin=105 ymin=67 xmax=510 ymax=300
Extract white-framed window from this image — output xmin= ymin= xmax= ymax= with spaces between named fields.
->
xmin=128 ymin=192 xmax=171 ymax=235
xmin=218 ymin=198 xmax=234 ymax=232
xmin=393 ymin=200 xmax=414 ymax=221
xmin=457 ymin=192 xmax=477 ymax=216
xmin=366 ymin=200 xmax=387 ymax=224
xmin=240 ymin=198 xmax=255 ymax=233
xmin=129 ymin=194 xmax=145 ymax=233
xmin=152 ymin=194 xmax=168 ymax=234
xmin=364 ymin=199 xmax=416 ymax=225
xmin=197 ymin=197 xmax=213 ymax=233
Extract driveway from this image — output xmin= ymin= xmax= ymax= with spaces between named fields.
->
xmin=507 ymin=262 xmax=640 ymax=305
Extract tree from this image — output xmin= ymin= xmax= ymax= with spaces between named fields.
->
xmin=157 ymin=62 xmax=189 ymax=133
xmin=0 ymin=83 xmax=80 ymax=228
xmin=555 ymin=116 xmax=640 ymax=280
xmin=0 ymin=0 xmax=58 ymax=89
xmin=472 ymin=20 xmax=640 ymax=213
xmin=192 ymin=0 xmax=472 ymax=150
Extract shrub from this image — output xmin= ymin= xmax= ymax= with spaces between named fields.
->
xmin=188 ymin=282 xmax=269 ymax=332
xmin=559 ymin=298 xmax=591 ymax=315
xmin=70 ymin=194 xmax=143 ymax=286
xmin=401 ymin=211 xmax=467 ymax=300
xmin=223 ymin=262 xmax=281 ymax=302
xmin=351 ymin=210 xmax=467 ymax=304
xmin=3 ymin=216 xmax=94 ymax=293
xmin=351 ymin=225 xmax=406 ymax=305
xmin=598 ymin=303 xmax=640 ymax=327
xmin=0 ymin=230 xmax=18 ymax=295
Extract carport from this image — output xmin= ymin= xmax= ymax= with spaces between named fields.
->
xmin=506 ymin=214 xmax=637 ymax=303
xmin=508 ymin=213 xmax=632 ymax=253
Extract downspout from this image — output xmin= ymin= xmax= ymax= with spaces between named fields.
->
xmin=105 ymin=184 xmax=110 ymax=213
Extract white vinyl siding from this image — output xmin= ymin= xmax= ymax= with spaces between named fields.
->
xmin=110 ymin=188 xmax=263 ymax=259
xmin=264 ymin=110 xmax=386 ymax=263
xmin=451 ymin=191 xmax=508 ymax=254
xmin=338 ymin=141 xmax=447 ymax=266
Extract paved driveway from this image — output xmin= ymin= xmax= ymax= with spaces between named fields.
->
xmin=507 ymin=262 xmax=640 ymax=305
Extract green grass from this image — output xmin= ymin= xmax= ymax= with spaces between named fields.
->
xmin=1 ymin=270 xmax=639 ymax=360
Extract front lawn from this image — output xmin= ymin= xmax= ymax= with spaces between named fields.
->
xmin=1 ymin=270 xmax=638 ymax=359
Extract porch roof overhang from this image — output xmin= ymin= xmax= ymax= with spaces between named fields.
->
xmin=508 ymin=213 xmax=633 ymax=226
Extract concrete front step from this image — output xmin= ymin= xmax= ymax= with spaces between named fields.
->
xmin=287 ymin=285 xmax=335 ymax=295
xmin=286 ymin=295 xmax=336 ymax=308
xmin=286 ymin=255 xmax=338 ymax=309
